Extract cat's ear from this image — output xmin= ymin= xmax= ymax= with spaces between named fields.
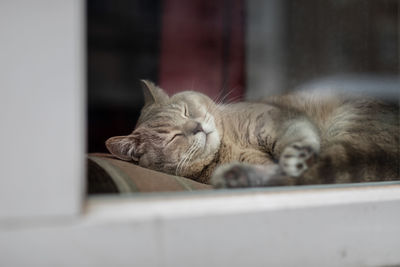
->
xmin=140 ymin=79 xmax=169 ymax=106
xmin=105 ymin=135 xmax=141 ymax=161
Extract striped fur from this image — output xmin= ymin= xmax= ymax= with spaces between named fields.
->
xmin=106 ymin=81 xmax=399 ymax=188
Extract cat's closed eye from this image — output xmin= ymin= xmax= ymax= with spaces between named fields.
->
xmin=183 ymin=104 xmax=190 ymax=118
xmin=169 ymin=133 xmax=184 ymax=143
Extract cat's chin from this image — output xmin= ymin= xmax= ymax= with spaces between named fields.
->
xmin=182 ymin=131 xmax=220 ymax=180
xmin=186 ymin=130 xmax=220 ymax=168
xmin=201 ymin=130 xmax=220 ymax=157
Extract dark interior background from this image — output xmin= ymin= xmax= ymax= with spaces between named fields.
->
xmin=285 ymin=0 xmax=399 ymax=89
xmin=87 ymin=0 xmax=399 ymax=153
xmin=87 ymin=0 xmax=162 ymax=153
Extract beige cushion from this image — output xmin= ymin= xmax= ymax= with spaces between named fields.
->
xmin=87 ymin=153 xmax=212 ymax=194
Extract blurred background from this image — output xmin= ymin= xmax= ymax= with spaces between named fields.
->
xmin=87 ymin=0 xmax=399 ymax=153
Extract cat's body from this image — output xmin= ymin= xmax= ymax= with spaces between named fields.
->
xmin=106 ymin=80 xmax=399 ymax=188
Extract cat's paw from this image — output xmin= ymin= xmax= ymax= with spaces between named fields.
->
xmin=280 ymin=142 xmax=317 ymax=177
xmin=210 ymin=163 xmax=254 ymax=189
xmin=210 ymin=162 xmax=284 ymax=188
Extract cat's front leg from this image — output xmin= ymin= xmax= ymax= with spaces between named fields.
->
xmin=210 ymin=162 xmax=293 ymax=188
xmin=275 ymin=119 xmax=320 ymax=177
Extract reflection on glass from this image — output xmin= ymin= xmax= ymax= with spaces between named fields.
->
xmin=87 ymin=0 xmax=399 ymax=194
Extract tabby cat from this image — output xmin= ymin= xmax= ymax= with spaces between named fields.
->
xmin=106 ymin=80 xmax=399 ymax=188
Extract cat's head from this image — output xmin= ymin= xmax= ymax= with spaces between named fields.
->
xmin=106 ymin=80 xmax=221 ymax=180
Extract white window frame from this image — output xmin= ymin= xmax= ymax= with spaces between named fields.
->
xmin=0 ymin=0 xmax=85 ymax=219
xmin=0 ymin=1 xmax=399 ymax=266
xmin=1 ymin=184 xmax=400 ymax=266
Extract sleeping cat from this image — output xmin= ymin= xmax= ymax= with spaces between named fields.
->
xmin=106 ymin=80 xmax=399 ymax=188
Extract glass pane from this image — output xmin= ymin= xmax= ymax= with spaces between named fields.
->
xmin=87 ymin=0 xmax=399 ymax=195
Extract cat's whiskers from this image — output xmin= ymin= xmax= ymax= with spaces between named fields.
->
xmin=217 ymin=88 xmax=236 ymax=105
xmin=176 ymin=140 xmax=198 ymax=175
xmin=176 ymin=138 xmax=202 ymax=176
xmin=206 ymin=88 xmax=233 ymax=118
xmin=212 ymin=89 xmax=227 ymax=104
xmin=179 ymin=143 xmax=197 ymax=175
xmin=207 ymin=88 xmax=239 ymax=117
xmin=182 ymin=140 xmax=200 ymax=174
xmin=179 ymin=144 xmax=195 ymax=175
xmin=225 ymin=95 xmax=242 ymax=104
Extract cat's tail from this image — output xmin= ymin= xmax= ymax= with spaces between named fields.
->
xmin=297 ymin=141 xmax=400 ymax=185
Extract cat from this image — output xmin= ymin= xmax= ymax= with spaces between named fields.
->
xmin=106 ymin=80 xmax=399 ymax=188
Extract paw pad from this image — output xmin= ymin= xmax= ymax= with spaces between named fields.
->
xmin=280 ymin=143 xmax=316 ymax=177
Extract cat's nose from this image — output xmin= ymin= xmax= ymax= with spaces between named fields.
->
xmin=192 ymin=122 xmax=204 ymax=135
xmin=183 ymin=121 xmax=204 ymax=135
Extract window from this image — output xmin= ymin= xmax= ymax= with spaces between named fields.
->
xmin=0 ymin=0 xmax=399 ymax=266
xmin=87 ymin=0 xmax=399 ymax=195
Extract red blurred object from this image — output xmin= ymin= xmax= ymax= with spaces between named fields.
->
xmin=159 ymin=0 xmax=245 ymax=102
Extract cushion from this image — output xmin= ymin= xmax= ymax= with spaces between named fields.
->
xmin=87 ymin=153 xmax=212 ymax=194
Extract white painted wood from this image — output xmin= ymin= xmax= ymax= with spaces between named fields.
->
xmin=0 ymin=0 xmax=85 ymax=219
xmin=1 ymin=184 xmax=399 ymax=267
